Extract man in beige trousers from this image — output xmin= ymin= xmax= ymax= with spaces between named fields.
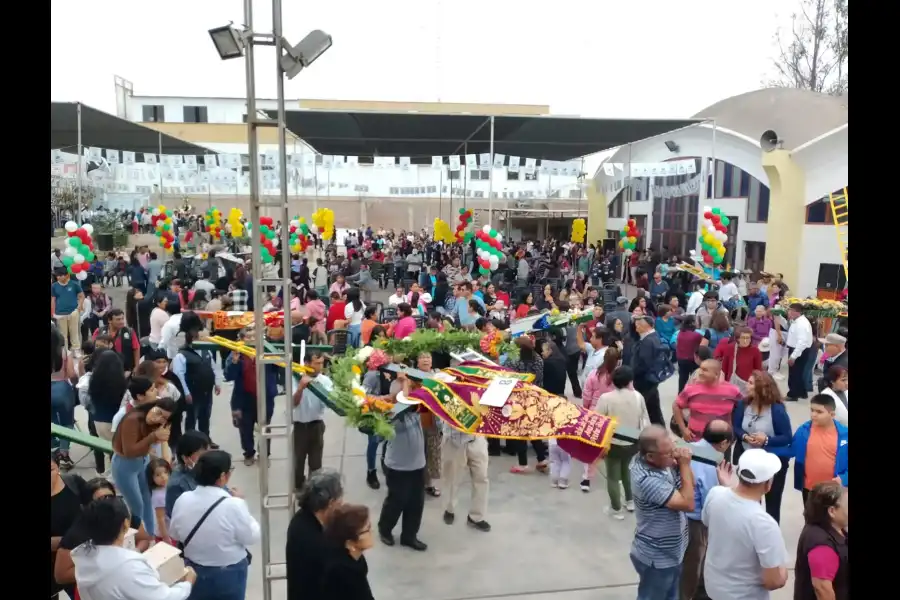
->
xmin=440 ymin=422 xmax=491 ymax=532
xmin=51 ymin=268 xmax=85 ymax=351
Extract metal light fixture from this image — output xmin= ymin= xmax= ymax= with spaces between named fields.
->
xmin=664 ymin=140 xmax=680 ymax=153
xmin=280 ymin=29 xmax=333 ymax=79
xmin=208 ymin=25 xmax=245 ymax=60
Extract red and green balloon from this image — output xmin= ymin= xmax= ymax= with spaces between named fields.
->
xmin=619 ymin=218 xmax=639 ymax=251
xmin=455 ymin=208 xmax=474 ymax=243
xmin=258 ymin=216 xmax=278 ymax=263
xmin=475 ymin=225 xmax=504 ymax=276
xmin=698 ymin=206 xmax=729 ymax=265
xmin=61 ymin=221 xmax=95 ymax=280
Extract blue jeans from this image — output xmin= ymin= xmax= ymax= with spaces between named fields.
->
xmin=348 ymin=323 xmax=361 ymax=348
xmin=804 ymin=348 xmax=817 ymax=392
xmin=630 ymin=554 xmax=681 ymax=600
xmin=366 ymin=434 xmax=382 ymax=471
xmin=186 ymin=557 xmax=249 ymax=600
xmin=111 ymin=454 xmax=156 ymax=536
xmin=50 ymin=381 xmax=76 ymax=452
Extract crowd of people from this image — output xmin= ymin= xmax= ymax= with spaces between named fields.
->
xmin=51 ymin=215 xmax=848 ymax=600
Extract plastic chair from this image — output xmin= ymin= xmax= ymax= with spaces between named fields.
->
xmin=327 ymin=329 xmax=350 ymax=356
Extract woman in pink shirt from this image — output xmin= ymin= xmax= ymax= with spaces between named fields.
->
xmin=305 ymin=289 xmax=327 ymax=343
xmin=392 ymin=302 xmax=417 ymax=339
xmin=580 ymin=347 xmax=622 ymax=486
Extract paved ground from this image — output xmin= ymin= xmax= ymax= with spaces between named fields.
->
xmin=64 ymin=285 xmax=806 ymax=599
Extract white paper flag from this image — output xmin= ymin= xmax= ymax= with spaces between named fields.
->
xmin=507 ymin=156 xmax=520 ymax=173
xmin=448 ymin=156 xmax=461 ymax=172
xmin=346 ymin=155 xmax=359 ymax=168
xmin=603 ymin=163 xmax=614 ymax=176
xmin=302 ymin=154 xmax=316 ymax=168
xmin=51 ymin=150 xmax=65 ymax=165
xmin=431 ymin=156 xmax=443 ymax=169
xmin=121 ymin=151 xmax=136 ymax=166
xmin=201 ymin=155 xmax=216 ymax=168
xmin=263 ymin=153 xmax=277 ymax=167
xmin=523 ymin=158 xmax=536 ymax=174
xmin=88 ymin=147 xmax=103 ymax=161
xmin=144 ymin=153 xmax=157 ymax=165
xmin=289 ymin=154 xmax=303 ymax=167
xmin=479 ymin=153 xmax=492 ymax=168
xmin=333 ymin=155 xmax=345 ymax=169
xmin=322 ymin=155 xmax=334 ymax=169
xmin=399 ymin=156 xmax=411 ymax=170
xmin=184 ymin=155 xmax=198 ymax=168
xmin=538 ymin=160 xmax=551 ymax=175
xmin=465 ymin=154 xmax=477 ymax=168
xmin=493 ymin=153 xmax=506 ymax=168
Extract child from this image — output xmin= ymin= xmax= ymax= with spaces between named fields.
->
xmin=548 ymin=438 xmax=572 ymax=489
xmin=791 ymin=394 xmax=849 ymax=506
xmin=147 ymin=457 xmax=173 ymax=544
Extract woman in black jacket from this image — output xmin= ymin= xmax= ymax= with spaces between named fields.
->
xmin=322 ymin=503 xmax=376 ymax=600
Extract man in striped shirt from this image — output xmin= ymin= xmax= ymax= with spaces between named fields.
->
xmin=629 ymin=425 xmax=695 ymax=600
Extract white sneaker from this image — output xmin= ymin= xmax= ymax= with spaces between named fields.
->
xmin=550 ymin=479 xmax=559 ymax=488
xmin=772 ymin=373 xmax=785 ymax=381
xmin=604 ymin=506 xmax=625 ymax=521
xmin=558 ymin=479 xmax=569 ymax=489
xmin=625 ymin=500 xmax=635 ymax=512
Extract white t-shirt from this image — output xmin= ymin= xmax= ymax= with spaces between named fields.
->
xmin=388 ymin=293 xmax=405 ymax=307
xmin=719 ymin=281 xmax=740 ymax=303
xmin=580 ymin=345 xmax=607 ymax=387
xmin=702 ymin=486 xmax=788 ymax=600
xmin=344 ymin=302 xmax=365 ymax=326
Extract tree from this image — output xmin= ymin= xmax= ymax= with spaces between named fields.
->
xmin=770 ymin=0 xmax=848 ymax=95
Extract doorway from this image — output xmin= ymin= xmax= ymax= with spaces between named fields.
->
xmin=744 ymin=241 xmax=766 ymax=277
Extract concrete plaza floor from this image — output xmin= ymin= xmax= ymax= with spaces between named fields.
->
xmin=63 ymin=286 xmax=806 ymax=599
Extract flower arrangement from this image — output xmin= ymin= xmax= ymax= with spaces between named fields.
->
xmin=374 ymin=327 xmax=518 ymax=361
xmin=772 ymin=297 xmax=848 ymax=318
xmin=479 ymin=330 xmax=505 ymax=358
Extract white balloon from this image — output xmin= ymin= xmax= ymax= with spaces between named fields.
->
xmin=83 ymin=224 xmax=94 ymax=235
xmin=76 ymin=271 xmax=88 ymax=281
xmin=702 ymin=206 xmax=712 ymax=213
xmin=290 ymin=220 xmax=300 ymax=228
xmin=689 ymin=249 xmax=697 ymax=256
xmin=64 ymin=221 xmax=78 ymax=232
xmin=152 ymin=208 xmax=161 ymax=217
xmin=310 ymin=224 xmax=319 ymax=234
xmin=73 ymin=254 xmax=85 ymax=264
xmin=704 ymin=218 xmax=714 ymax=228
xmin=482 ymin=225 xmax=491 ymax=234
xmin=64 ymin=246 xmax=77 ymax=257
xmin=496 ymin=233 xmax=503 ymax=243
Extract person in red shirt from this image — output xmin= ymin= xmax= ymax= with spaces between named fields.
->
xmin=326 ymin=291 xmax=347 ymax=331
xmin=675 ymin=315 xmax=709 ymax=392
xmin=714 ymin=326 xmax=763 ymax=391
xmin=672 ymin=359 xmax=741 ymax=441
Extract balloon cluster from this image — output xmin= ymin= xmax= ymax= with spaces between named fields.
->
xmin=62 ymin=221 xmax=96 ymax=280
xmin=152 ymin=205 xmax=177 ymax=252
xmin=455 ymin=208 xmax=474 ymax=243
xmin=205 ymin=207 xmax=223 ymax=240
xmin=698 ymin=206 xmax=729 ymax=265
xmin=289 ymin=217 xmax=311 ymax=253
xmin=258 ymin=216 xmax=279 ymax=263
xmin=571 ymin=218 xmax=586 ymax=243
xmin=432 ymin=218 xmax=455 ymax=244
xmin=228 ymin=208 xmax=244 ymax=238
xmin=475 ymin=225 xmax=504 ymax=276
xmin=311 ymin=208 xmax=335 ymax=240
xmin=618 ymin=218 xmax=639 ymax=251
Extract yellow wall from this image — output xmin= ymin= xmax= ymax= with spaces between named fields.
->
xmin=586 ymin=181 xmax=608 ymax=245
xmin=761 ymin=149 xmax=806 ymax=286
xmin=298 ymin=98 xmax=550 ymax=116
xmin=136 ymin=122 xmax=301 ymax=145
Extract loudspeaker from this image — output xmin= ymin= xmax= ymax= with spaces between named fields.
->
xmin=817 ymin=263 xmax=847 ymax=290
xmin=760 ymin=130 xmax=782 ymax=152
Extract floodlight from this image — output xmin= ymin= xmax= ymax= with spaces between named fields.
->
xmin=664 ymin=140 xmax=680 ymax=153
xmin=280 ymin=30 xmax=333 ymax=79
xmin=209 ymin=25 xmax=245 ymax=60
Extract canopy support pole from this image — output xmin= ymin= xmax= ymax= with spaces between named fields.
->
xmin=76 ymin=102 xmax=83 ymax=226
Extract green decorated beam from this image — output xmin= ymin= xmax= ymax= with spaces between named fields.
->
xmin=381 ymin=364 xmax=722 ymax=466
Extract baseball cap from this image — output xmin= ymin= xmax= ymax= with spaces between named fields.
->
xmin=737 ymin=449 xmax=783 ymax=484
xmin=818 ymin=333 xmax=847 ymax=346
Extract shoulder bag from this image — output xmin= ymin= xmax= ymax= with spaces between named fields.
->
xmin=730 ymin=342 xmax=750 ymax=395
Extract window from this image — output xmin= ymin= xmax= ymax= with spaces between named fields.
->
xmin=183 ymin=106 xmax=208 ymax=123
xmin=608 ymin=191 xmax=624 ymax=218
xmin=744 ymin=242 xmax=766 ymax=276
xmin=447 ymin=170 xmax=461 ymax=180
xmin=524 ymin=171 xmax=539 ymax=181
xmin=806 ymin=199 xmax=833 ymax=224
xmin=507 ymin=170 xmax=520 ymax=181
xmin=142 ymin=105 xmax=165 ymax=122
xmin=469 ymin=169 xmax=490 ymax=181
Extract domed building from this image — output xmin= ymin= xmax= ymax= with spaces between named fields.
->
xmin=586 ymin=88 xmax=848 ymax=297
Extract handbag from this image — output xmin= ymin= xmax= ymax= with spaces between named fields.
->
xmin=730 ymin=342 xmax=749 ymax=395
xmin=178 ymin=496 xmax=253 ymax=565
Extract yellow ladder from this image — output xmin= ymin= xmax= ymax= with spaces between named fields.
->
xmin=828 ymin=187 xmax=848 ymax=279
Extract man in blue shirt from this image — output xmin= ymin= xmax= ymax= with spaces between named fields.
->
xmin=453 ymin=281 xmax=485 ymax=328
xmin=51 ymin=268 xmax=85 ymax=350
xmin=683 ymin=419 xmax=735 ymax=600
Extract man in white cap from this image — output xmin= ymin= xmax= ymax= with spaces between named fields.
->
xmin=819 ymin=333 xmax=848 ymax=372
xmin=702 ymin=449 xmax=789 ymax=599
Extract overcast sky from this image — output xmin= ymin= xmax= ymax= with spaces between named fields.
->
xmin=51 ymin=0 xmax=792 ymax=119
